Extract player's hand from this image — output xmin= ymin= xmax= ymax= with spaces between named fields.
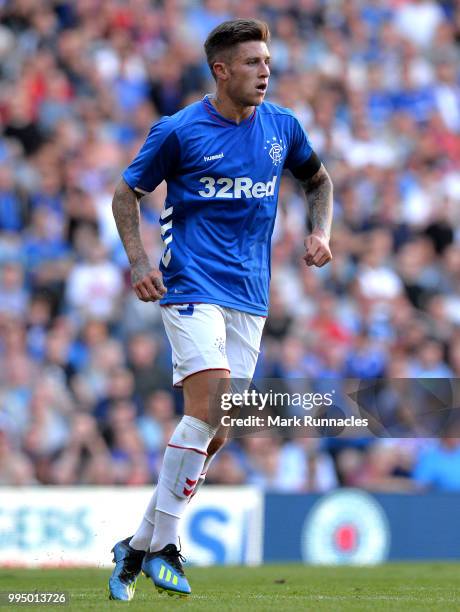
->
xmin=131 ymin=260 xmax=167 ymax=302
xmin=303 ymin=230 xmax=332 ymax=267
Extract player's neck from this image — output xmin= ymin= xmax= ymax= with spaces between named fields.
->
xmin=210 ymin=94 xmax=254 ymax=125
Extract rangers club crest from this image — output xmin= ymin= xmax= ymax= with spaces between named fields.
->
xmin=302 ymin=489 xmax=390 ymax=565
xmin=265 ymin=136 xmax=286 ymax=166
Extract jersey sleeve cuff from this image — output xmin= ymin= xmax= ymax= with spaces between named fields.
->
xmin=122 ymin=171 xmax=150 ymax=195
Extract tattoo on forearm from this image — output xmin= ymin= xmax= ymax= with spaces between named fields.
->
xmin=299 ymin=165 xmax=333 ymax=237
xmin=112 ymin=179 xmax=149 ymax=266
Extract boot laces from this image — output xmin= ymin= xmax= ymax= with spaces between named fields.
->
xmin=162 ymin=542 xmax=186 ymax=576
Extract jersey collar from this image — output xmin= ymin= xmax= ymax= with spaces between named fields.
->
xmin=202 ymin=94 xmax=256 ymax=127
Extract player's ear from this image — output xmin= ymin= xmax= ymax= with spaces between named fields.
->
xmin=213 ymin=61 xmax=229 ymax=81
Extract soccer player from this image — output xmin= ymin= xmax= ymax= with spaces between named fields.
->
xmin=108 ymin=18 xmax=333 ymax=600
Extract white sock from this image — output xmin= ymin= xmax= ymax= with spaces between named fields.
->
xmin=151 ymin=510 xmax=180 ymax=550
xmin=190 ymin=453 xmax=216 ymax=500
xmin=150 ymin=415 xmax=217 ymax=552
xmin=129 ymin=433 xmax=219 ymax=550
xmin=129 ymin=488 xmax=157 ymax=551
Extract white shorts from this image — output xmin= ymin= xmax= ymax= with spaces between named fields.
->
xmin=160 ymin=304 xmax=266 ymax=386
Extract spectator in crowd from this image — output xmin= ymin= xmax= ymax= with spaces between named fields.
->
xmin=49 ymin=411 xmax=114 ymax=485
xmin=137 ymin=390 xmax=176 ymax=454
xmin=414 ymin=435 xmax=460 ymax=491
xmin=65 ymin=235 xmax=124 ymax=324
xmin=126 ymin=333 xmax=170 ymax=402
xmin=0 ymin=424 xmax=36 ymax=485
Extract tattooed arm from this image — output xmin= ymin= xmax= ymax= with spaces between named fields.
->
xmin=298 ymin=164 xmax=333 ymax=267
xmin=112 ymin=178 xmax=166 ymax=301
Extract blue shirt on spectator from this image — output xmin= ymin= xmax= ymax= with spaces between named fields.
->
xmin=414 ymin=442 xmax=460 ymax=491
xmin=0 ymin=191 xmax=23 ymax=231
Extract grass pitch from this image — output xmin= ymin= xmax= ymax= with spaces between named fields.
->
xmin=0 ymin=564 xmax=459 ymax=611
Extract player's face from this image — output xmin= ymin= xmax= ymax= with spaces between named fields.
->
xmin=226 ymin=41 xmax=271 ymax=107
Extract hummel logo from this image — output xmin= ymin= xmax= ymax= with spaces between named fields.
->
xmin=204 ymin=152 xmax=224 ymax=162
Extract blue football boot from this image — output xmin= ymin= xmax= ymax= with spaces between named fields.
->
xmin=108 ymin=536 xmax=145 ymax=601
xmin=142 ymin=543 xmax=191 ymax=597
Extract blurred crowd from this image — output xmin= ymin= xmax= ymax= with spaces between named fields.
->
xmin=1 ymin=0 xmax=460 ymax=492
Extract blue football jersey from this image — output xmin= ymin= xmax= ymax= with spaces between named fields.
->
xmin=122 ymin=95 xmax=314 ymax=316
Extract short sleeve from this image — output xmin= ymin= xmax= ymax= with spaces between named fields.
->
xmin=284 ymin=113 xmax=314 ymax=173
xmin=122 ymin=117 xmax=181 ymax=194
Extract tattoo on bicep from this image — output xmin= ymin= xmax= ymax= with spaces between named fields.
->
xmin=299 ymin=165 xmax=333 ymax=235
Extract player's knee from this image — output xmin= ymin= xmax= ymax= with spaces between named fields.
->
xmin=207 ymin=435 xmax=227 ymax=456
xmin=181 ymin=368 xmax=231 ymax=423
